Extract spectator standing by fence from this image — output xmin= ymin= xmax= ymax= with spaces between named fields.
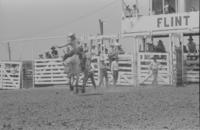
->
xmin=187 ymin=36 xmax=197 ymax=53
xmin=45 ymin=52 xmax=52 ymax=59
xmin=99 ymin=55 xmax=108 ymax=87
xmin=39 ymin=54 xmax=44 ymax=59
xmin=82 ymin=53 xmax=96 ymax=90
xmin=132 ymin=4 xmax=139 ymax=17
xmin=150 ymin=56 xmax=159 ymax=85
xmin=83 ymin=43 xmax=89 ymax=53
xmin=111 ymin=57 xmax=119 ymax=87
xmin=51 ymin=46 xmax=59 ymax=58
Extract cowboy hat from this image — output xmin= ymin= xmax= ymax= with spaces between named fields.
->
xmin=51 ymin=46 xmax=56 ymax=49
xmin=188 ymin=35 xmax=193 ymax=41
xmin=152 ymin=55 xmax=157 ymax=59
xmin=114 ymin=42 xmax=120 ymax=46
xmin=68 ymin=33 xmax=76 ymax=37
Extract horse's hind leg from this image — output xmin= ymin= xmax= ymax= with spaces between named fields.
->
xmin=82 ymin=74 xmax=87 ymax=93
xmin=81 ymin=85 xmax=85 ymax=93
xmin=75 ymin=75 xmax=79 ymax=94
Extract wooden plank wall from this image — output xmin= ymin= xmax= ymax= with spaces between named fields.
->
xmin=0 ymin=61 xmax=22 ymax=89
xmin=138 ymin=53 xmax=171 ymax=85
xmin=101 ymin=55 xmax=134 ymax=86
xmin=34 ymin=59 xmax=68 ymax=85
xmin=184 ymin=53 xmax=199 ymax=83
xmin=33 ymin=55 xmax=134 ymax=86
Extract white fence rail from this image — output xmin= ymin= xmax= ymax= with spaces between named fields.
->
xmin=116 ymin=55 xmax=134 ymax=85
xmin=184 ymin=53 xmax=199 ymax=83
xmin=138 ymin=52 xmax=171 ymax=85
xmin=0 ymin=61 xmax=22 ymax=89
xmin=95 ymin=55 xmax=134 ymax=86
xmin=34 ymin=58 xmax=68 ymax=85
xmin=33 ymin=55 xmax=134 ymax=86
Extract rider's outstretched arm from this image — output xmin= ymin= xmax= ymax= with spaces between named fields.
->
xmin=57 ymin=44 xmax=68 ymax=49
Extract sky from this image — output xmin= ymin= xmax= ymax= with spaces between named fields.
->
xmin=0 ymin=0 xmax=123 ymax=60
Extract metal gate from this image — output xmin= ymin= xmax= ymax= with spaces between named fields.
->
xmin=0 ymin=61 xmax=22 ymax=89
xmin=138 ymin=52 xmax=171 ymax=85
xmin=33 ymin=55 xmax=134 ymax=86
xmin=34 ymin=58 xmax=68 ymax=85
xmin=184 ymin=53 xmax=199 ymax=83
xmin=99 ymin=54 xmax=134 ymax=86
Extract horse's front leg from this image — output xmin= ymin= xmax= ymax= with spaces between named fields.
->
xmin=82 ymin=73 xmax=87 ymax=93
xmin=69 ymin=76 xmax=73 ymax=91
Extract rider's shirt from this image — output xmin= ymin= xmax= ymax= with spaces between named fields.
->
xmin=68 ymin=39 xmax=78 ymax=52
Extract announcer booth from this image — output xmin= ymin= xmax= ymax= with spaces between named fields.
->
xmin=121 ymin=0 xmax=199 ymax=86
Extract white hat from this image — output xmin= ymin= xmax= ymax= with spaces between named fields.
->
xmin=68 ymin=33 xmax=75 ymax=37
xmin=114 ymin=42 xmax=120 ymax=46
xmin=146 ymin=38 xmax=152 ymax=43
xmin=100 ymin=54 xmax=105 ymax=61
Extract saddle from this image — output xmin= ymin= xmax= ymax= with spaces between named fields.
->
xmin=63 ymin=50 xmax=86 ymax=72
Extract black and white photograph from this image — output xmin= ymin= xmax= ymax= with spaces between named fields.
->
xmin=0 ymin=0 xmax=199 ymax=129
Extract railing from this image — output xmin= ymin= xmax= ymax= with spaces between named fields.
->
xmin=33 ymin=55 xmax=134 ymax=86
xmin=184 ymin=53 xmax=199 ymax=83
xmin=34 ymin=58 xmax=68 ymax=85
xmin=138 ymin=52 xmax=171 ymax=85
xmin=0 ymin=61 xmax=22 ymax=89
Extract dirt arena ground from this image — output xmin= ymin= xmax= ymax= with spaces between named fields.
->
xmin=0 ymin=85 xmax=199 ymax=130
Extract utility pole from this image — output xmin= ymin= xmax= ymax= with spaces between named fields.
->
xmin=99 ymin=19 xmax=104 ymax=35
xmin=99 ymin=19 xmax=104 ymax=50
xmin=7 ymin=42 xmax=11 ymax=61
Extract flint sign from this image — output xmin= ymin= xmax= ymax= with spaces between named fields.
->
xmin=157 ymin=15 xmax=190 ymax=28
xmin=121 ymin=11 xmax=199 ymax=34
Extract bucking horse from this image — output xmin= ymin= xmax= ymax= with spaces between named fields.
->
xmin=63 ymin=52 xmax=86 ymax=94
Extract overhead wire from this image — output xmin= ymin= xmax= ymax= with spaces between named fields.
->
xmin=0 ymin=0 xmax=118 ymax=44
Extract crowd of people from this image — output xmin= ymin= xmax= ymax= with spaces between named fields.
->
xmin=38 ymin=46 xmax=59 ymax=59
xmin=140 ymin=35 xmax=198 ymax=54
xmin=122 ymin=3 xmax=139 ymax=18
xmin=53 ymin=33 xmax=122 ymax=88
xmin=183 ymin=35 xmax=198 ymax=53
xmin=140 ymin=39 xmax=166 ymax=53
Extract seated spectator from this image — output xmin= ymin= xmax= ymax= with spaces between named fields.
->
xmin=39 ymin=54 xmax=44 ymax=59
xmin=125 ymin=5 xmax=132 ymax=17
xmin=118 ymin=45 xmax=125 ymax=54
xmin=190 ymin=7 xmax=197 ymax=12
xmin=187 ymin=36 xmax=197 ymax=53
xmin=105 ymin=48 xmax=108 ymax=54
xmin=132 ymin=4 xmax=139 ymax=17
xmin=51 ymin=46 xmax=59 ymax=58
xmin=164 ymin=2 xmax=175 ymax=14
xmin=146 ymin=43 xmax=155 ymax=52
xmin=91 ymin=45 xmax=97 ymax=56
xmin=183 ymin=45 xmax=188 ymax=53
xmin=97 ymin=44 xmax=101 ymax=56
xmin=45 ymin=51 xmax=52 ymax=59
xmin=83 ymin=43 xmax=89 ymax=53
xmin=155 ymin=40 xmax=166 ymax=53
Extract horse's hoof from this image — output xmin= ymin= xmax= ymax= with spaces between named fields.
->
xmin=81 ymin=89 xmax=85 ymax=93
xmin=70 ymin=86 xmax=73 ymax=91
xmin=75 ymin=89 xmax=79 ymax=94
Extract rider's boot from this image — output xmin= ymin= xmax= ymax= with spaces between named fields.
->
xmin=75 ymin=85 xmax=79 ymax=94
xmin=82 ymin=85 xmax=85 ymax=93
xmin=69 ymin=84 xmax=73 ymax=91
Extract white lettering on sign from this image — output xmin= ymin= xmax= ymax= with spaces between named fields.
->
xmin=157 ymin=15 xmax=190 ymax=28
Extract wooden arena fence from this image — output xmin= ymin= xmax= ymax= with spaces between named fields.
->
xmin=0 ymin=61 xmax=22 ymax=89
xmin=184 ymin=53 xmax=199 ymax=83
xmin=138 ymin=52 xmax=171 ymax=85
xmin=33 ymin=55 xmax=134 ymax=86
